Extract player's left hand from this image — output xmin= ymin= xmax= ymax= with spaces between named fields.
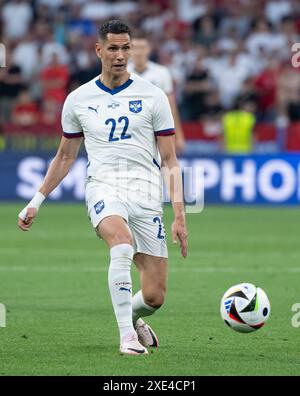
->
xmin=171 ymin=218 xmax=188 ymax=258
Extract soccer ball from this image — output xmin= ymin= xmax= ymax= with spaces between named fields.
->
xmin=220 ymin=283 xmax=270 ymax=333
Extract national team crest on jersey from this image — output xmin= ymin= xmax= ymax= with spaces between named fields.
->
xmin=94 ymin=200 xmax=105 ymax=215
xmin=129 ymin=100 xmax=142 ymax=114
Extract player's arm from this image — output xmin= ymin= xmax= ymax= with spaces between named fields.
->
xmin=167 ymin=93 xmax=186 ymax=155
xmin=18 ymin=136 xmax=83 ymax=231
xmin=39 ymin=136 xmax=83 ymax=197
xmin=161 ymin=68 xmax=185 ymax=154
xmin=157 ymin=135 xmax=188 ymax=258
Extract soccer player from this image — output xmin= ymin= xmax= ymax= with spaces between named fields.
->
xmin=129 ymin=35 xmax=186 ymax=154
xmin=18 ymin=20 xmax=188 ymax=356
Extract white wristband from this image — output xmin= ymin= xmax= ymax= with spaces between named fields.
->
xmin=18 ymin=192 xmax=46 ymax=220
xmin=28 ymin=191 xmax=46 ymax=208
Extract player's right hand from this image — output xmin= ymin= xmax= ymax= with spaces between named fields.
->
xmin=18 ymin=207 xmax=38 ymax=231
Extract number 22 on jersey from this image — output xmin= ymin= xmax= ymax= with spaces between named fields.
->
xmin=106 ymin=116 xmax=131 ymax=142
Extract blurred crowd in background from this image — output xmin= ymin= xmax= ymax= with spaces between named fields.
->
xmin=1 ymin=0 xmax=300 ymax=152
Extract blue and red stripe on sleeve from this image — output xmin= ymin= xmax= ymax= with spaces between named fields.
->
xmin=154 ymin=128 xmax=176 ymax=137
xmin=63 ymin=131 xmax=84 ymax=139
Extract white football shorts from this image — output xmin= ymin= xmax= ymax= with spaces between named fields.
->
xmin=85 ymin=179 xmax=168 ymax=258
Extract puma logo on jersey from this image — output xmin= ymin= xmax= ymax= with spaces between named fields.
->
xmin=88 ymin=105 xmax=99 ymax=115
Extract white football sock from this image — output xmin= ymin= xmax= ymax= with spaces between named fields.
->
xmin=132 ymin=290 xmax=157 ymax=324
xmin=108 ymin=244 xmax=135 ymax=341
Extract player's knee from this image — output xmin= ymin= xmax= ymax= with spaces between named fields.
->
xmin=111 ymin=232 xmax=133 ymax=246
xmin=144 ymin=290 xmax=166 ymax=309
xmin=99 ymin=227 xmax=132 ymax=246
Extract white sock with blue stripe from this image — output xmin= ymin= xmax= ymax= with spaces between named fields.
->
xmin=132 ymin=290 xmax=156 ymax=324
xmin=108 ymin=244 xmax=135 ymax=341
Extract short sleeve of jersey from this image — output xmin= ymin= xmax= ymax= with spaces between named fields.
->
xmin=61 ymin=92 xmax=84 ymax=139
xmin=153 ymin=89 xmax=175 ymax=137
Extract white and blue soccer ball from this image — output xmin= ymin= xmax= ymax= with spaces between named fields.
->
xmin=220 ymin=283 xmax=270 ymax=333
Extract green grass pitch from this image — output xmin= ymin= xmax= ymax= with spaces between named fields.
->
xmin=1 ymin=203 xmax=300 ymax=376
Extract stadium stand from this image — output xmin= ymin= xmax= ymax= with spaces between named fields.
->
xmin=1 ymin=0 xmax=300 ymax=152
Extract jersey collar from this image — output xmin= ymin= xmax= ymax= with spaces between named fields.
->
xmin=95 ymin=77 xmax=133 ymax=95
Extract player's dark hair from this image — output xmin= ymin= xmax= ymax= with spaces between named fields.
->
xmin=98 ymin=20 xmax=132 ymax=41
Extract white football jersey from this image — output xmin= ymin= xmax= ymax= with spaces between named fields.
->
xmin=128 ymin=61 xmax=173 ymax=95
xmin=61 ymin=73 xmax=175 ymax=208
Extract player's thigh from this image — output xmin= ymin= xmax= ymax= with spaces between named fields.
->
xmin=134 ymin=253 xmax=168 ymax=306
xmin=85 ymin=181 xmax=132 ymax=248
xmin=97 ymin=215 xmax=133 ymax=248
